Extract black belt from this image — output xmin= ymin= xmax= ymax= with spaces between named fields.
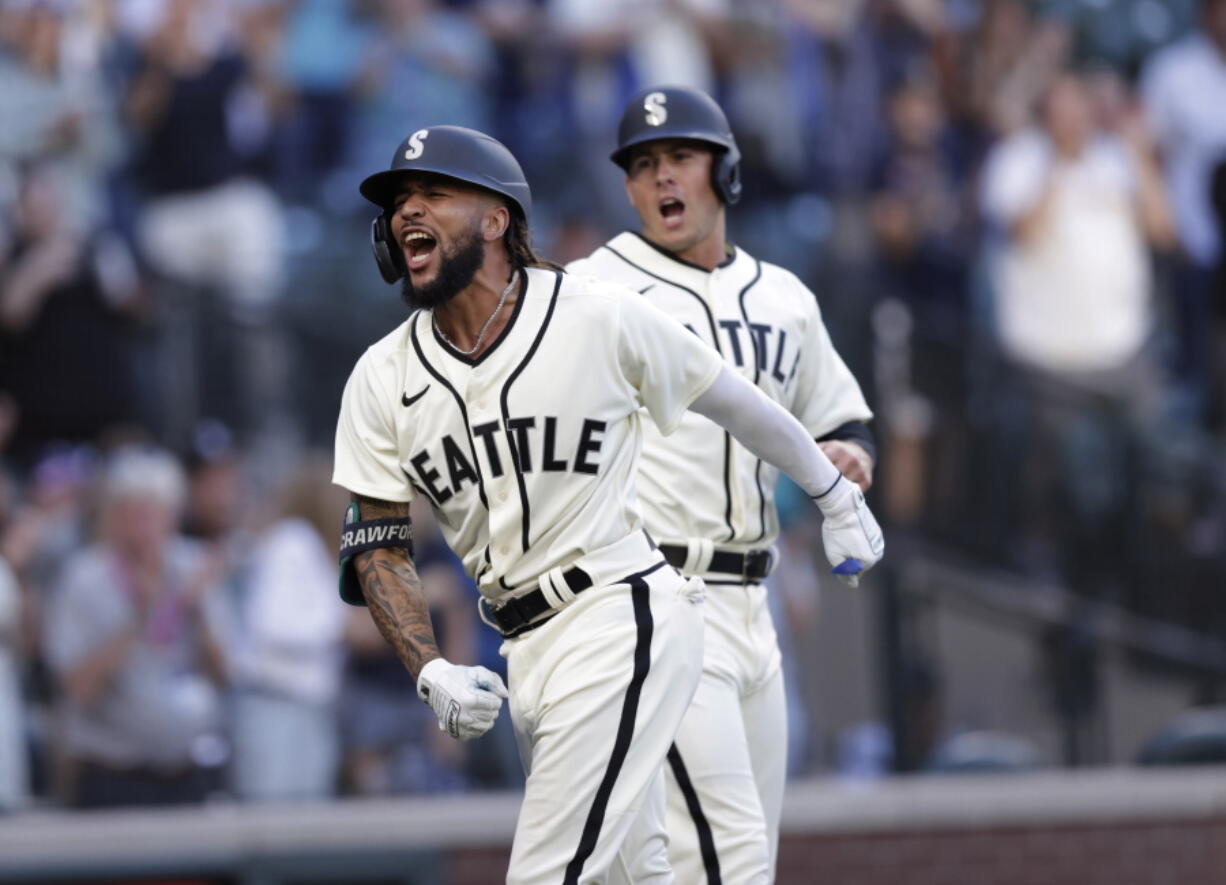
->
xmin=489 ymin=566 xmax=593 ymax=638
xmin=659 ymin=544 xmax=775 ymax=582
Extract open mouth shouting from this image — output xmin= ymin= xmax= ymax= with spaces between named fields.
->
xmin=402 ymin=227 xmax=439 ymax=273
xmin=659 ymin=196 xmax=686 ymax=230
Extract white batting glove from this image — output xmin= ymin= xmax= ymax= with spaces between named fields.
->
xmin=417 ymin=658 xmax=508 ymax=741
xmin=812 ymin=476 xmax=885 ymax=588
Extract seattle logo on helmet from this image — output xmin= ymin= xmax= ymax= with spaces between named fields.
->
xmin=404 ymin=129 xmax=429 ymax=160
xmin=644 ymin=92 xmax=668 ymax=127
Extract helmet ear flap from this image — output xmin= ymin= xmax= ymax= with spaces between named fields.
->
xmin=371 ymin=214 xmax=406 ymax=284
xmin=713 ymin=149 xmax=742 ymax=205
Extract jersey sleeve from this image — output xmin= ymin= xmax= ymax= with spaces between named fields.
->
xmin=333 ymin=349 xmax=415 ymax=502
xmin=616 ymin=290 xmax=723 ymax=436
xmin=790 ymin=280 xmax=874 ymax=438
xmin=564 ymin=256 xmax=597 ymax=277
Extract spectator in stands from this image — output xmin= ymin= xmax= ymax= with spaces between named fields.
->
xmin=182 ymin=421 xmax=248 ymax=552
xmin=1141 ymin=0 xmax=1226 ymax=426
xmin=350 ymin=0 xmax=496 ymax=183
xmin=230 ymin=455 xmax=348 ymax=801
xmin=545 ymin=0 xmax=730 ymax=227
xmin=0 ymin=0 xmax=121 ymax=230
xmin=0 ymin=164 xmax=144 ymax=462
xmin=122 ymin=0 xmax=286 ymax=438
xmin=979 ymin=70 xmax=1174 ymax=588
xmin=981 ymin=70 xmax=1172 ymax=382
xmin=270 ymin=0 xmax=375 ymax=203
xmin=781 ymin=0 xmax=887 ymax=196
xmin=547 ymin=0 xmax=728 ymax=113
xmin=2 ymin=447 xmax=96 ymax=627
xmin=870 ymin=0 xmax=947 ymax=89
xmin=44 ymin=446 xmax=231 ymax=809
xmin=934 ymin=0 xmax=1070 ymax=147
xmin=124 ymin=0 xmax=283 ymax=310
xmin=870 ymin=68 xmax=971 ymax=312
xmin=0 ymin=445 xmax=96 ymax=800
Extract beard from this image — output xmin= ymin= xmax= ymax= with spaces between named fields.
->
xmin=400 ymin=222 xmax=485 ymax=311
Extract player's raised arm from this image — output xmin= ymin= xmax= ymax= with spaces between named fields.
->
xmin=615 ymin=291 xmax=884 ymax=585
xmin=343 ymin=496 xmax=507 ymax=742
xmin=688 ymin=366 xmax=883 ymax=584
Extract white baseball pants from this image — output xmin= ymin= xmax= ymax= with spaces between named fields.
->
xmin=504 ymin=562 xmax=705 ymax=884
xmin=665 ymin=581 xmax=787 ymax=884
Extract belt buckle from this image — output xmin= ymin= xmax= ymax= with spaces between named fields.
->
xmin=477 ymin=595 xmax=502 ymax=632
xmin=473 ymin=595 xmax=502 ymax=632
xmin=743 ymin=548 xmax=776 ymax=582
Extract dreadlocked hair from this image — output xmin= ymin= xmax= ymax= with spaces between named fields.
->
xmin=505 ymin=211 xmax=564 ymax=273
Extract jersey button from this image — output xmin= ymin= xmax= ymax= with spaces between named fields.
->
xmin=499 ymin=489 xmax=509 ymax=502
xmin=500 ymin=545 xmax=510 ymax=555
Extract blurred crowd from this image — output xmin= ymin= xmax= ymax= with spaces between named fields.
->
xmin=0 ymin=435 xmax=524 ymax=811
xmin=2 ymin=0 xmax=1226 ymax=809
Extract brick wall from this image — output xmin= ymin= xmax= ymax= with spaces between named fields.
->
xmin=443 ymin=819 xmax=1226 ymax=885
xmin=446 ymin=820 xmax=1226 ymax=885
xmin=446 ymin=771 xmax=1226 ymax=885
xmin=5 ymin=770 xmax=1226 ymax=885
xmin=775 ymin=819 xmax=1226 ymax=885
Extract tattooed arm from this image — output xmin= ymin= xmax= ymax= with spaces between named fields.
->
xmin=350 ymin=494 xmax=439 ymax=680
xmin=348 ymin=493 xmax=508 ymax=739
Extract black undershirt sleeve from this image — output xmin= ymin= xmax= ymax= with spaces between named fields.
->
xmin=816 ymin=420 xmax=877 ymax=464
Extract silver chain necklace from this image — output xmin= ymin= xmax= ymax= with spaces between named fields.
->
xmin=435 ymin=270 xmax=519 ymax=357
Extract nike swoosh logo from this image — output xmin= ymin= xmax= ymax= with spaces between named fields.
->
xmin=638 ymin=285 xmax=655 ymax=294
xmin=401 ymin=385 xmax=429 ymax=407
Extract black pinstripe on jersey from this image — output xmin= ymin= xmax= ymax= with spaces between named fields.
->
xmin=500 ymin=271 xmax=563 ymax=552
xmin=429 ymin=271 xmax=529 ymax=367
xmin=409 ymin=316 xmax=489 ymax=510
xmin=734 ymin=257 xmax=768 ymax=542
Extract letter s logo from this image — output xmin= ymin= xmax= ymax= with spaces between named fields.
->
xmin=644 ymin=92 xmax=668 ymax=127
xmin=404 ymin=129 xmax=429 ymax=161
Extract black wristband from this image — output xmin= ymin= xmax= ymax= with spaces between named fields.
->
xmin=340 ymin=517 xmax=413 ymax=558
xmin=817 ymin=420 xmax=877 ymax=464
xmin=337 ymin=504 xmax=413 ymax=606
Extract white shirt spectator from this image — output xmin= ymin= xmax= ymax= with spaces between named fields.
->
xmin=1142 ymin=33 xmax=1226 ymax=267
xmin=981 ymin=129 xmax=1151 ymax=374
xmin=230 ymin=516 xmax=347 ymax=800
xmin=233 ymin=518 xmax=347 ymax=705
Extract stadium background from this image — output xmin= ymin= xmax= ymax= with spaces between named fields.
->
xmin=1 ymin=0 xmax=1225 ymax=882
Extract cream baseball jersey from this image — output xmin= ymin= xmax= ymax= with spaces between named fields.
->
xmin=333 ymin=266 xmax=723 ymax=600
xmin=567 ymin=232 xmax=872 ymax=549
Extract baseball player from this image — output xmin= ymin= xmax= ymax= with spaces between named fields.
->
xmin=333 ymin=125 xmax=883 ymax=884
xmin=567 ymin=86 xmax=878 ymax=883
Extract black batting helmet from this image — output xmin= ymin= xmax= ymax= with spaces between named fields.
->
xmin=610 ymin=86 xmax=742 ymax=205
xmin=360 ymin=125 xmax=532 ymax=283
